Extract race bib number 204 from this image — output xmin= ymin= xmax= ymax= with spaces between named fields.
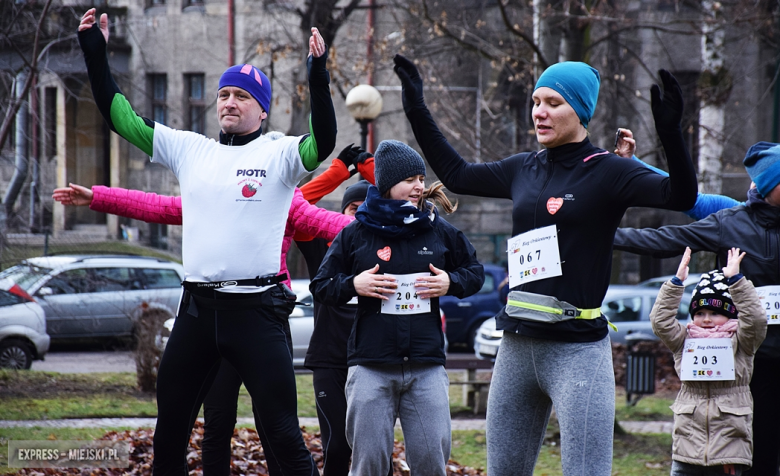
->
xmin=380 ymin=273 xmax=431 ymax=315
xmin=507 ymin=225 xmax=562 ymax=289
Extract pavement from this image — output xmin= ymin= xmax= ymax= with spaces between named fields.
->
xmin=0 ymin=417 xmax=671 ymax=433
xmin=15 ymin=351 xmax=671 ymax=434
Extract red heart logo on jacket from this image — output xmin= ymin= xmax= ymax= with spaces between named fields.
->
xmin=547 ymin=197 xmax=564 ymax=215
xmin=377 ymin=246 xmax=392 ymax=261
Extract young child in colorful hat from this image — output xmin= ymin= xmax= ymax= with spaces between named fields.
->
xmin=650 ymin=247 xmax=766 ymax=476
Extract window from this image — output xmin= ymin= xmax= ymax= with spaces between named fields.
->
xmin=601 ymin=297 xmax=642 ymax=322
xmin=478 ymin=275 xmax=495 ymax=294
xmin=183 ymin=0 xmax=203 ymax=6
xmin=148 ymin=74 xmax=167 ymax=125
xmin=44 ymin=269 xmax=90 ymax=295
xmin=0 ymin=289 xmax=25 ymax=307
xmin=91 ymin=268 xmax=139 ymax=292
xmin=185 ymin=73 xmax=205 ymax=134
xmin=44 ymin=87 xmax=57 ymax=159
xmin=138 ymin=268 xmax=181 ymax=289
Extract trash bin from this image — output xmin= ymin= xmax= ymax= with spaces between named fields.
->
xmin=625 ymin=333 xmax=656 ymax=406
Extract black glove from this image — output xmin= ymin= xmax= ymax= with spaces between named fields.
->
xmin=355 ymin=151 xmax=373 ymax=164
xmin=393 ymin=54 xmax=426 ymax=112
xmin=334 ymin=143 xmax=362 ymax=168
xmin=651 ymin=70 xmax=684 ymax=133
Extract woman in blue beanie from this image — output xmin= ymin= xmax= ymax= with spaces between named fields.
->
xmin=394 ymin=56 xmax=698 ymax=475
xmin=311 ymin=140 xmax=485 ymax=476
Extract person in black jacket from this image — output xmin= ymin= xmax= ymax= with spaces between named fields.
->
xmin=393 ymin=56 xmax=697 ymax=476
xmin=614 ymin=142 xmax=780 ymax=476
xmin=311 ymin=140 xmax=485 ymax=476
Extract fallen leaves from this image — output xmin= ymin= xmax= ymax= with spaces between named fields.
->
xmin=10 ymin=422 xmax=485 ymax=476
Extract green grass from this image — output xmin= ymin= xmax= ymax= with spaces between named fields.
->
xmin=614 ymin=390 xmax=674 ymax=422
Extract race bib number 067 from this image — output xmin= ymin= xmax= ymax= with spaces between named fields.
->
xmin=507 ymin=225 xmax=562 ymax=289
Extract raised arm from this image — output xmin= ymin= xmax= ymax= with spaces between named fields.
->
xmin=649 ymin=249 xmax=690 ymax=353
xmin=722 ymin=248 xmax=767 ymax=355
xmin=646 ymin=70 xmax=698 ymax=210
xmin=78 ymin=10 xmax=154 ymax=156
xmin=297 ymin=27 xmax=337 ymax=172
xmin=393 ymin=55 xmax=515 ymax=199
xmin=299 ymin=144 xmax=375 ymax=204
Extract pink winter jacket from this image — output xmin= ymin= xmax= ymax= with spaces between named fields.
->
xmin=90 ymin=185 xmax=354 ymax=286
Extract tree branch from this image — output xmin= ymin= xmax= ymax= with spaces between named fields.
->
xmin=0 ymin=0 xmax=55 ymax=152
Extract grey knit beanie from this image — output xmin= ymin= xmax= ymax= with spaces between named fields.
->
xmin=374 ymin=140 xmax=427 ymax=195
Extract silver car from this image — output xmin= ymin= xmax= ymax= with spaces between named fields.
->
xmin=0 ymin=283 xmax=50 ymax=369
xmin=474 ymin=284 xmax=693 ymax=360
xmin=0 ymin=255 xmax=184 ymax=342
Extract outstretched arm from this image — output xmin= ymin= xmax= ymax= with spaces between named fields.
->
xmin=613 ymin=213 xmax=723 ymax=257
xmin=53 ymin=183 xmax=182 ymax=225
xmin=393 ymin=54 xmax=516 ymax=199
xmin=78 ymin=9 xmax=155 ymax=156
xmin=297 ymin=27 xmax=337 ymax=172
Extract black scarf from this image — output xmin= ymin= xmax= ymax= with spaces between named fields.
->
xmin=355 ymin=186 xmax=437 ymax=239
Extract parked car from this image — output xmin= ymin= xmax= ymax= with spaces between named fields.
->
xmin=0 ymin=255 xmax=184 ymax=342
xmin=0 ymin=280 xmax=50 ymax=369
xmin=637 ymin=274 xmax=699 ymax=294
xmin=474 ymin=283 xmax=693 ymax=360
xmin=161 ymin=279 xmax=448 ymax=368
xmin=440 ymin=264 xmax=506 ymax=350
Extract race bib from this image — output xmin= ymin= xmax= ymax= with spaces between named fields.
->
xmin=755 ymin=286 xmax=780 ymax=325
xmin=680 ymin=338 xmax=735 ymax=381
xmin=380 ymin=272 xmax=432 ymax=315
xmin=507 ymin=225 xmax=562 ymax=288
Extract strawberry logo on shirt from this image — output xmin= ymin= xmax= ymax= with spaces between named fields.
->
xmin=242 ymin=183 xmax=258 ymax=197
xmin=377 ymin=246 xmax=392 ymax=261
xmin=238 ymin=178 xmax=261 ymax=199
xmin=547 ymin=197 xmax=564 ymax=215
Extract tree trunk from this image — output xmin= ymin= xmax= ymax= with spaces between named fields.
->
xmin=697 ymin=0 xmax=730 ymax=194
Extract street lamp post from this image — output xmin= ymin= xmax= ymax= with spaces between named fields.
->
xmin=345 ymin=84 xmax=382 ymax=151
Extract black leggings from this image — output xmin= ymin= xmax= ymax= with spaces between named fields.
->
xmin=153 ymin=291 xmax=316 ymax=476
xmin=312 ymin=368 xmax=351 ymax=476
xmin=745 ymin=357 xmax=780 ymax=476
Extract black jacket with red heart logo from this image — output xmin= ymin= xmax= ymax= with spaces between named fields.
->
xmin=311 ymin=200 xmax=484 ymax=366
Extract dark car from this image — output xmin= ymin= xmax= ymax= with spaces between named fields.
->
xmin=440 ymin=263 xmax=506 ymax=349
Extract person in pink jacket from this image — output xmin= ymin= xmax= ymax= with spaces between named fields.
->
xmin=53 ymin=142 xmax=375 ymax=476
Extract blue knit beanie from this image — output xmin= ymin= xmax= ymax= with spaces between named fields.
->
xmin=534 ymin=62 xmax=601 ymax=128
xmin=218 ymin=64 xmax=272 ymax=113
xmin=374 ymin=140 xmax=427 ymax=195
xmin=743 ymin=141 xmax=780 ymax=197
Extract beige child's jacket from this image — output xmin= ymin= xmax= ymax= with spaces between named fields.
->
xmin=650 ymin=277 xmax=767 ymax=467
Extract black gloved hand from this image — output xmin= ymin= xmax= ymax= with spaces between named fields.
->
xmin=651 ymin=70 xmax=684 ymax=132
xmin=355 ymin=151 xmax=373 ymax=164
xmin=393 ymin=54 xmax=425 ymax=112
xmin=334 ymin=143 xmax=362 ymax=168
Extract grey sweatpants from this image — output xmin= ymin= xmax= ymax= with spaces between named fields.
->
xmin=486 ymin=332 xmax=615 ymax=476
xmin=345 ymin=363 xmax=451 ymax=476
